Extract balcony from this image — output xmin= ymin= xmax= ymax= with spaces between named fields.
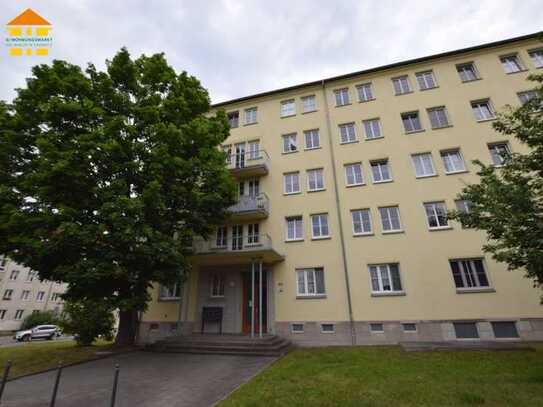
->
xmin=226 ymin=150 xmax=269 ymax=177
xmin=228 ymin=193 xmax=269 ymax=221
xmin=192 ymin=234 xmax=284 ymax=265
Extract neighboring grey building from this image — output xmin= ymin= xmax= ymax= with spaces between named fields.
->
xmin=0 ymin=256 xmax=67 ymax=331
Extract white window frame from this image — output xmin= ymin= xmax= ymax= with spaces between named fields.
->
xmin=0 ymin=310 xmax=5 ymax=320
xmin=500 ymin=54 xmax=524 ymax=74
xmin=210 ymin=273 xmax=225 ymax=298
xmin=307 ymin=168 xmax=325 ymax=192
xmin=285 ymin=216 xmax=304 ymax=241
xmin=424 ymin=201 xmax=450 ymax=229
xmin=529 ymin=48 xmax=543 ymax=69
xmin=36 ymin=291 xmax=46 ymax=301
xmin=368 ymin=264 xmax=404 ymax=294
xmin=339 ymin=123 xmax=357 ymax=144
xmin=282 ymin=133 xmax=297 ymax=154
xmin=441 ymin=149 xmax=466 ymax=174
xmin=517 ymin=90 xmax=539 ymax=107
xmin=344 ymin=163 xmax=364 ymax=186
xmin=296 ymin=267 xmax=326 ymax=297
xmin=370 ymin=160 xmax=392 ymax=183
xmin=488 ymin=143 xmax=511 ymax=167
xmin=456 ymin=62 xmax=479 ymax=82
xmin=351 ymin=209 xmax=373 ymax=236
xmin=411 ymin=153 xmax=436 ymax=178
xmin=363 ymin=118 xmax=382 ymax=140
xmin=427 ymin=106 xmax=450 ymax=129
xmin=280 ymin=99 xmax=296 ymax=118
xmin=449 ymin=258 xmax=491 ymax=290
xmin=304 ymin=129 xmax=320 ymax=150
xmin=356 ymin=83 xmax=374 ymax=102
xmin=14 ymin=310 xmax=24 ymax=320
xmin=301 ymin=95 xmax=317 ymax=113
xmin=311 ymin=213 xmax=330 ymax=239
xmin=471 ymin=99 xmax=495 ymax=121
xmin=378 ymin=206 xmax=402 ymax=233
xmin=9 ymin=270 xmax=19 ymax=280
xmin=244 ymin=107 xmax=257 ymax=125
xmin=3 ymin=289 xmax=13 ymax=300
xmin=21 ymin=290 xmax=31 ymax=301
xmin=291 ymin=323 xmax=305 ymax=333
xmin=283 ymin=172 xmax=301 ymax=195
xmin=227 ymin=111 xmax=239 ymax=128
xmin=402 ymin=111 xmax=423 ymax=133
xmin=416 ymin=70 xmax=437 ymax=90
xmin=334 ymin=88 xmax=350 ymax=106
xmin=320 ymin=323 xmax=335 ymax=334
xmin=392 ymin=76 xmax=411 ymax=95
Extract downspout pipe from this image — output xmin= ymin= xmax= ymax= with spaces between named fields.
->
xmin=321 ymin=79 xmax=357 ymax=346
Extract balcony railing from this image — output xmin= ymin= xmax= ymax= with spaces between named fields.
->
xmin=228 ymin=193 xmax=269 ymax=220
xmin=226 ymin=150 xmax=269 ymax=176
xmin=193 ymin=234 xmax=280 ymax=255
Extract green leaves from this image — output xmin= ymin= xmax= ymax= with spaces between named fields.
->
xmin=449 ymin=73 xmax=543 ymax=297
xmin=0 ymin=48 xmax=236 ymax=341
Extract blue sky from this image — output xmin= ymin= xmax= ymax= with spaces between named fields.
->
xmin=1 ymin=0 xmax=542 ymax=104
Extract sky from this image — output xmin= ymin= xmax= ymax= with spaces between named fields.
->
xmin=1 ymin=0 xmax=542 ymax=104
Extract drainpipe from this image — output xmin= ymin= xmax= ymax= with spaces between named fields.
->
xmin=321 ymin=80 xmax=357 ymax=346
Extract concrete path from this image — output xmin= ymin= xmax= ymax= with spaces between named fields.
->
xmin=2 ymin=351 xmax=276 ymax=407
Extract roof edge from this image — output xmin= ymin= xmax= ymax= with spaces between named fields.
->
xmin=211 ymin=31 xmax=542 ymax=108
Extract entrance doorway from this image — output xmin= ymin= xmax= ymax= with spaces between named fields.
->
xmin=242 ymin=269 xmax=267 ymax=335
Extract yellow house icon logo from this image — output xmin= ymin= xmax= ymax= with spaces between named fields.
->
xmin=5 ymin=9 xmax=52 ymax=56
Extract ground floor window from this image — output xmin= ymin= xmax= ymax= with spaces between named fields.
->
xmin=211 ymin=273 xmax=225 ymax=298
xmin=296 ymin=268 xmax=325 ymax=297
xmin=14 ymin=309 xmax=24 ymax=320
xmin=368 ymin=263 xmax=403 ymax=293
xmin=160 ymin=283 xmax=181 ymax=300
xmin=449 ymin=258 xmax=489 ymax=289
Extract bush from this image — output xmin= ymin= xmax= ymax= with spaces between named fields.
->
xmin=20 ymin=311 xmax=59 ymax=330
xmin=60 ymin=300 xmax=115 ymax=346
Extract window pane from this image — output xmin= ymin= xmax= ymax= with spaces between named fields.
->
xmin=389 ymin=264 xmax=402 ymax=291
xmin=297 ymin=271 xmax=305 ymax=294
xmin=315 ymin=269 xmax=325 ymax=294
xmin=492 ymin=322 xmax=519 ymax=338
xmin=473 ymin=259 xmax=489 ymax=287
xmin=369 ymin=266 xmax=380 ymax=291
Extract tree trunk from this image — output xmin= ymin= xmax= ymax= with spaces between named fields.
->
xmin=116 ymin=309 xmax=138 ymax=345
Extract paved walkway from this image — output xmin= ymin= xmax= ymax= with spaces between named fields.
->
xmin=2 ymin=351 xmax=276 ymax=407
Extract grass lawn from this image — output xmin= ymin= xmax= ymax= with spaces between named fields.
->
xmin=0 ymin=340 xmax=117 ymax=379
xmin=219 ymin=345 xmax=543 ymax=407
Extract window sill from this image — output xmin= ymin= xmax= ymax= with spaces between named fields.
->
xmin=346 ymin=183 xmax=365 ymax=188
xmin=372 ymin=179 xmax=393 ymax=185
xmin=243 ymin=122 xmax=258 ymax=127
xmin=296 ymin=294 xmax=327 ymax=300
xmin=428 ymin=226 xmax=453 ymax=231
xmin=302 ymin=109 xmax=318 ymax=115
xmin=475 ymin=117 xmax=496 ymax=123
xmin=415 ymin=174 xmax=438 ymax=179
xmin=358 ymin=98 xmax=376 ymax=103
xmin=419 ymin=86 xmax=439 ymax=91
xmin=353 ymin=232 xmax=374 ymax=237
xmin=505 ymin=69 xmax=528 ymax=75
xmin=445 ymin=170 xmax=469 ymax=175
xmin=282 ymin=150 xmax=298 ymax=155
xmin=365 ymin=136 xmax=384 ymax=141
xmin=456 ymin=288 xmax=496 ymax=294
xmin=395 ymin=91 xmax=414 ymax=96
xmin=210 ymin=295 xmax=225 ymax=299
xmin=382 ymin=230 xmax=404 ymax=235
xmin=280 ymin=114 xmax=296 ymax=119
xmin=158 ymin=297 xmax=181 ymax=302
xmin=284 ymin=191 xmax=302 ymax=196
xmin=308 ymin=188 xmax=326 ymax=193
xmin=340 ymin=140 xmax=359 ymax=145
xmin=431 ymin=125 xmax=453 ymax=130
xmin=320 ymin=330 xmax=336 ymax=334
xmin=311 ymin=236 xmax=331 ymax=241
xmin=304 ymin=146 xmax=322 ymax=151
xmin=371 ymin=291 xmax=406 ymax=297
xmin=335 ymin=103 xmax=352 ymax=108
xmin=285 ymin=238 xmax=304 ymax=243
xmin=405 ymin=129 xmax=425 ymax=135
xmin=461 ymin=77 xmax=482 ymax=83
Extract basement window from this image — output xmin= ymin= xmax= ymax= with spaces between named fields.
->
xmin=491 ymin=321 xmax=519 ymax=339
xmin=370 ymin=323 xmax=384 ymax=333
xmin=321 ymin=323 xmax=335 ymax=333
xmin=291 ymin=323 xmax=304 ymax=333
xmin=402 ymin=323 xmax=417 ymax=332
xmin=454 ymin=322 xmax=479 ymax=339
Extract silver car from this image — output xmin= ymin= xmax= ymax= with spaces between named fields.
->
xmin=14 ymin=325 xmax=62 ymax=342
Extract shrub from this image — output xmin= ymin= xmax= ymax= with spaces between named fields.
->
xmin=20 ymin=311 xmax=59 ymax=330
xmin=60 ymin=300 xmax=115 ymax=346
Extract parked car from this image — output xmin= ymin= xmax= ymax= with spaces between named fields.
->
xmin=14 ymin=325 xmax=62 ymax=342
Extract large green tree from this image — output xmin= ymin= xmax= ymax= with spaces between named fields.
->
xmin=450 ymin=73 xmax=543 ymax=298
xmin=0 ymin=49 xmax=236 ymax=344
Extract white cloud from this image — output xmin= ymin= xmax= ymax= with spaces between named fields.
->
xmin=0 ymin=0 xmax=541 ymax=104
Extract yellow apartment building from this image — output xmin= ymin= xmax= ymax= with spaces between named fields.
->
xmin=139 ymin=32 xmax=543 ymax=346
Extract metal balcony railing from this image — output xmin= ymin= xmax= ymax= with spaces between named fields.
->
xmin=193 ymin=234 xmax=275 ymax=255
xmin=225 ymin=150 xmax=269 ymax=173
xmin=228 ymin=193 xmax=269 ymax=216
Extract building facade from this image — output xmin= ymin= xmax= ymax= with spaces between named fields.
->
xmin=139 ymin=33 xmax=543 ymax=345
xmin=0 ymin=256 xmax=66 ymax=331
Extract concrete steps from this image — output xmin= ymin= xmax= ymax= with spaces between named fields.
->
xmin=146 ymin=334 xmax=291 ymax=356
